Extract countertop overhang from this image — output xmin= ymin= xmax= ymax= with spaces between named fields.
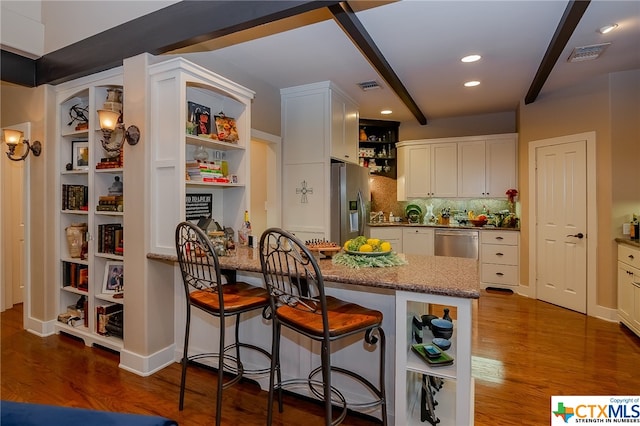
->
xmin=148 ymin=247 xmax=480 ymax=299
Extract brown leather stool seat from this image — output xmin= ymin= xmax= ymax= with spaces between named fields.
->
xmin=175 ymin=221 xmax=270 ymax=426
xmin=259 ymin=228 xmax=387 ymax=426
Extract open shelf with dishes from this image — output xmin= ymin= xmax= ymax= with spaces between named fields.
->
xmin=358 ymin=118 xmax=399 ymax=178
xmin=395 ymin=292 xmax=474 ymax=425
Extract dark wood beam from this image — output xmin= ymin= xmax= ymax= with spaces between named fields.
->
xmin=1 ymin=50 xmax=36 ymax=87
xmin=524 ymin=0 xmax=590 ymax=104
xmin=328 ymin=1 xmax=427 ymax=125
xmin=34 ymin=1 xmax=340 ymax=86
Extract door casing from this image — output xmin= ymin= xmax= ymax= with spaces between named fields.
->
xmin=528 ymin=131 xmax=599 ymax=316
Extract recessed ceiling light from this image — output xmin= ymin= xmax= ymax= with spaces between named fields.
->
xmin=380 ymin=110 xmax=392 ymax=115
xmin=598 ymin=24 xmax=618 ymax=34
xmin=464 ymin=81 xmax=480 ymax=87
xmin=461 ymin=55 xmax=481 ymax=63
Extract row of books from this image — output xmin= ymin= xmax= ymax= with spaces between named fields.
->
xmin=62 ymin=184 xmax=89 ymax=211
xmin=95 ymin=151 xmax=124 ymax=169
xmin=185 ymin=161 xmax=230 ymax=183
xmin=97 ymin=223 xmax=124 ymax=255
xmin=62 ymin=261 xmax=88 ymax=291
xmin=96 ymin=195 xmax=124 ymax=212
xmin=97 ymin=303 xmax=123 ymax=337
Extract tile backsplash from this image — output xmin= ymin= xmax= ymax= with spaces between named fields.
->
xmin=370 ymin=175 xmax=518 ymax=222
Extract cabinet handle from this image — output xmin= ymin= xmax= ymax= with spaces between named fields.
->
xmin=629 ymin=254 xmax=635 ymax=260
xmin=495 ymin=252 xmax=504 ymax=256
xmin=495 ymin=236 xmax=504 ymax=240
xmin=495 ymin=272 xmax=504 ymax=276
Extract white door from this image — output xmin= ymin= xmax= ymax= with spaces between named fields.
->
xmin=535 ymin=140 xmax=587 ymax=313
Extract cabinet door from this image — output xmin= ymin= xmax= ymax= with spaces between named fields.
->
xmin=431 ymin=143 xmax=457 ymax=197
xmin=330 ymin=91 xmax=358 ymax=164
xmin=370 ymin=227 xmax=403 ymax=253
xmin=458 ymin=140 xmax=486 ymax=197
xmin=402 ymin=227 xmax=434 ymax=256
xmin=398 ymin=145 xmax=431 ymax=199
xmin=618 ymin=262 xmax=634 ymax=323
xmin=486 ymin=137 xmax=517 ymax=197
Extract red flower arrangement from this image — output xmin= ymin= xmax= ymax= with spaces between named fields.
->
xmin=506 ymin=188 xmax=518 ymax=203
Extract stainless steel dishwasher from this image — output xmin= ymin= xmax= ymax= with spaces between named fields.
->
xmin=434 ymin=229 xmax=479 ymax=259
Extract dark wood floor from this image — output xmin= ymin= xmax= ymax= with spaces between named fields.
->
xmin=2 ymin=290 xmax=639 ymax=425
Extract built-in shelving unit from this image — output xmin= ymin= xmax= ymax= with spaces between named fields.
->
xmin=359 ymin=118 xmax=399 ymax=179
xmin=395 ymin=292 xmax=474 ymax=425
xmin=55 ymin=68 xmax=125 ymax=352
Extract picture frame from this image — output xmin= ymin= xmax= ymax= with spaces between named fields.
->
xmin=102 ymin=261 xmax=124 ymax=294
xmin=214 ymin=114 xmax=239 ymax=143
xmin=187 ymin=101 xmax=211 ymax=136
xmin=72 ymin=140 xmax=89 ymax=170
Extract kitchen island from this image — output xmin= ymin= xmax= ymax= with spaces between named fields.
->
xmin=148 ymin=246 xmax=480 ymax=425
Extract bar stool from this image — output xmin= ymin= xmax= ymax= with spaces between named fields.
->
xmin=259 ymin=228 xmax=387 ymax=426
xmin=175 ymin=221 xmax=270 ymax=426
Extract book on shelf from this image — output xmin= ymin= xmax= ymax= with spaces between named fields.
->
xmin=96 ymin=303 xmax=123 ymax=335
xmin=61 ymin=184 xmax=89 ymax=211
xmin=104 ymin=311 xmax=123 ymax=338
xmin=62 ymin=261 xmax=88 ymax=290
xmin=97 ymin=223 xmax=124 ymax=255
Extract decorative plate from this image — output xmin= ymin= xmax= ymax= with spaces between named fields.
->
xmin=344 ymin=249 xmax=392 ymax=257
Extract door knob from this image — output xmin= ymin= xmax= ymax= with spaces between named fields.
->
xmin=566 ymin=232 xmax=584 ymax=239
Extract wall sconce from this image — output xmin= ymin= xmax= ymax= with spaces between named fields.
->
xmin=3 ymin=129 xmax=42 ymax=161
xmin=97 ymin=109 xmax=140 ymax=154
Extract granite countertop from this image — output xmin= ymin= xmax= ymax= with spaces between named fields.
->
xmin=368 ymin=222 xmax=520 ymax=231
xmin=148 ymin=247 xmax=480 ymax=299
xmin=616 ymin=238 xmax=640 ymax=249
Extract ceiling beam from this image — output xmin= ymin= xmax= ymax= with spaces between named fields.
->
xmin=1 ymin=50 xmax=36 ymax=87
xmin=31 ymin=1 xmax=340 ymax=86
xmin=328 ymin=1 xmax=427 ymax=125
xmin=524 ymin=0 xmax=590 ymax=104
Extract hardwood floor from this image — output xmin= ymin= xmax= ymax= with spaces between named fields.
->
xmin=2 ymin=289 xmax=639 ymax=425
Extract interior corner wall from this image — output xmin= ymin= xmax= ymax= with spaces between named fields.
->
xmin=518 ymin=70 xmax=640 ymax=310
xmin=1 ymin=81 xmax=47 ymax=320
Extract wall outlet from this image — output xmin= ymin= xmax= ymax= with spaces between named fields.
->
xmin=623 ymin=223 xmax=630 ymax=235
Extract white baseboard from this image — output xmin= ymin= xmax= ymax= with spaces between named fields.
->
xmin=119 ymin=344 xmax=176 ymax=377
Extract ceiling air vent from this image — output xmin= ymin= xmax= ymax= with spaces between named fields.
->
xmin=357 ymin=80 xmax=382 ymax=91
xmin=567 ymin=43 xmax=611 ymax=62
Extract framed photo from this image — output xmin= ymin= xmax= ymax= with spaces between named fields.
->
xmin=214 ymin=114 xmax=239 ymax=143
xmin=102 ymin=261 xmax=124 ymax=294
xmin=187 ymin=101 xmax=211 ymax=136
xmin=72 ymin=140 xmax=89 ymax=170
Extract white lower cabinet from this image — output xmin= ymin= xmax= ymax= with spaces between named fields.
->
xmin=369 ymin=226 xmax=403 ymax=253
xmin=480 ymin=230 xmax=519 ymax=289
xmin=617 ymin=243 xmax=640 ymax=337
xmin=403 ymin=227 xmax=434 ymax=256
xmin=395 ymin=291 xmax=474 ymax=425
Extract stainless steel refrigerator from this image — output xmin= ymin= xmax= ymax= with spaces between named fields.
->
xmin=330 ymin=162 xmax=371 ymax=244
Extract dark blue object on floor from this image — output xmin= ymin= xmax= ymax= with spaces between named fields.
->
xmin=1 ymin=400 xmax=178 ymax=426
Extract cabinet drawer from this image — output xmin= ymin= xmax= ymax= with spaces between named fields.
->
xmin=481 ymin=244 xmax=518 ymax=265
xmin=481 ymin=230 xmax=518 ymax=245
xmin=619 ymin=244 xmax=640 ymax=269
xmin=481 ymin=264 xmax=518 ymax=286
xmin=369 ymin=226 xmax=403 ymax=241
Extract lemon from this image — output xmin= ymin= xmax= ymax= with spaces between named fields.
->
xmin=344 ymin=240 xmax=352 ymax=251
xmin=380 ymin=241 xmax=392 ymax=252
xmin=367 ymin=238 xmax=380 ymax=246
xmin=359 ymin=244 xmax=373 ymax=252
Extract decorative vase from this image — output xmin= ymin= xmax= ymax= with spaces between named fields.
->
xmin=66 ymin=223 xmax=87 ymax=258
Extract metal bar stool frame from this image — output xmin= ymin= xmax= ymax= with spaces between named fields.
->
xmin=175 ymin=221 xmax=271 ymax=426
xmin=259 ymin=228 xmax=387 ymax=426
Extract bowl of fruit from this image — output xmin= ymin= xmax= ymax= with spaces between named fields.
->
xmin=469 ymin=214 xmax=488 ymax=227
xmin=343 ymin=236 xmax=393 ymax=256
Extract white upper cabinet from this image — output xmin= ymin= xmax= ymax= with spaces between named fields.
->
xmin=330 ymin=89 xmax=359 ymax=164
xmin=397 ymin=141 xmax=457 ymax=200
xmin=399 ymin=134 xmax=517 ymax=200
xmin=458 ymin=134 xmax=517 ymax=198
